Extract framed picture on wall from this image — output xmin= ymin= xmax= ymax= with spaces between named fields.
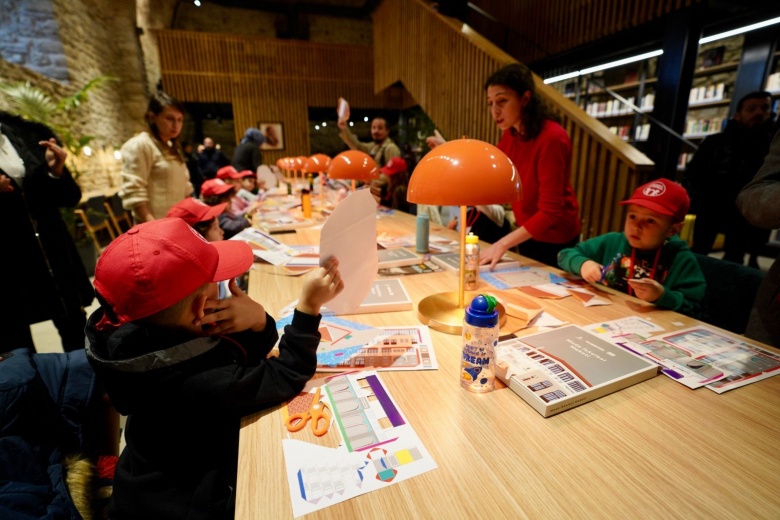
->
xmin=258 ymin=122 xmax=284 ymax=150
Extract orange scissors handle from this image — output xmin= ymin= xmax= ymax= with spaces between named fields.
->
xmin=285 ymin=388 xmax=331 ymax=436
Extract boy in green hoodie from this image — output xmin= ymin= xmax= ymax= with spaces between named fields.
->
xmin=558 ymin=179 xmax=705 ymax=317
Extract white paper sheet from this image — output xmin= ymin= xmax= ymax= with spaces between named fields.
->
xmin=319 ymin=189 xmax=378 ymax=314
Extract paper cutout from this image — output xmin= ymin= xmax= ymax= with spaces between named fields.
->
xmin=319 ymin=190 xmax=378 ymax=314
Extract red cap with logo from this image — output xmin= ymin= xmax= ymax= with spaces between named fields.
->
xmin=236 ymin=170 xmax=255 ymax=179
xmin=217 ymin=165 xmax=241 ymax=180
xmin=619 ymin=178 xmax=690 ymax=223
xmin=201 ymin=179 xmax=235 ymax=198
xmin=380 ymin=157 xmax=408 ymax=176
xmin=166 ymin=197 xmax=227 ymax=225
xmin=94 ymin=218 xmax=253 ymax=327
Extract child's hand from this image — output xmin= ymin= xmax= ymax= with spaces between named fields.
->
xmin=297 ymin=257 xmax=344 ymax=316
xmin=580 ymin=260 xmax=604 ymax=283
xmin=197 ymin=278 xmax=267 ymax=335
xmin=627 ymin=278 xmax=664 ymax=303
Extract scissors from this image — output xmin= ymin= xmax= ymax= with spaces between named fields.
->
xmin=285 ymin=387 xmax=331 ymax=436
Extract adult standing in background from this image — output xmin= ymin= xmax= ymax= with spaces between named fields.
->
xmin=337 ymin=116 xmax=401 ymax=168
xmin=736 ymin=127 xmax=780 ymax=347
xmin=684 ymin=91 xmax=774 ymax=267
xmin=427 ymin=63 xmax=581 ymax=267
xmin=0 ymin=111 xmax=94 ymax=351
xmin=198 ymin=136 xmax=230 ymax=179
xmin=120 ymin=92 xmax=192 ymax=223
xmin=182 ymin=140 xmax=205 ymax=198
xmin=232 ymin=127 xmax=265 ymax=173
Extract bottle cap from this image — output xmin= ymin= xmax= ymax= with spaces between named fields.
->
xmin=466 ymin=232 xmax=479 ymax=244
xmin=464 ymin=294 xmax=499 ymax=327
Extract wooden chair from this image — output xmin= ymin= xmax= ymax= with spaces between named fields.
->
xmin=103 ymin=194 xmax=132 ymax=235
xmin=75 ymin=195 xmax=116 ymax=253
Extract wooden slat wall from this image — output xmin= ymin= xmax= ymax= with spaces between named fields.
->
xmin=374 ymin=0 xmax=655 ymax=239
xmin=469 ymin=0 xmax=703 ymax=64
xmin=155 ymin=30 xmax=414 ymax=164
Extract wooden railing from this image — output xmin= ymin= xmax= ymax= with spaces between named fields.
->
xmin=374 ymin=0 xmax=655 ymax=238
xmin=155 ymin=30 xmax=414 ymax=165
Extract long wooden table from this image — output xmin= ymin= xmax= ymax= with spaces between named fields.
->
xmin=238 ymin=210 xmax=780 ymax=519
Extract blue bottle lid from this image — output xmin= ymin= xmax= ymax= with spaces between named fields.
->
xmin=465 ymin=294 xmax=499 ymax=327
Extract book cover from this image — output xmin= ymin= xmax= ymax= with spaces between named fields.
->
xmin=430 ymin=252 xmax=520 ymax=272
xmin=377 ymin=248 xmax=422 ymax=269
xmin=495 ymin=325 xmax=658 ymax=417
xmin=378 ymin=261 xmax=442 ymax=277
xmin=323 ymin=278 xmax=413 ymax=315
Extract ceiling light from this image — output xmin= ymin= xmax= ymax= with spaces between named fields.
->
xmin=700 ymin=16 xmax=780 ymax=44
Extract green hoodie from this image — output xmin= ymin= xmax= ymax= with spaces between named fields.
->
xmin=558 ymin=232 xmax=705 ymax=318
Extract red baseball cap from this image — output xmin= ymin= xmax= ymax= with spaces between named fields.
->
xmin=380 ymin=157 xmax=408 ymax=176
xmin=237 ymin=170 xmax=255 ymax=179
xmin=166 ymin=197 xmax=227 ymax=225
xmin=201 ymin=179 xmax=235 ymax=198
xmin=217 ymin=165 xmax=241 ymax=180
xmin=619 ymin=179 xmax=690 ymax=222
xmin=94 ymin=218 xmax=253 ymax=326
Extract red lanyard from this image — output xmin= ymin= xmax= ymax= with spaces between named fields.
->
xmin=466 ymin=208 xmax=481 ymax=230
xmin=628 ymin=247 xmax=661 ymax=296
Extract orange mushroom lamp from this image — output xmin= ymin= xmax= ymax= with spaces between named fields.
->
xmin=407 ymin=138 xmax=521 ymax=334
xmin=326 ymin=150 xmax=379 ymax=192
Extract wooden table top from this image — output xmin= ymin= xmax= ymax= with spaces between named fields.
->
xmin=238 ymin=209 xmax=780 ymax=519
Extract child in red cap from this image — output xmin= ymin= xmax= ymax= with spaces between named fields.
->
xmin=558 ymin=178 xmax=705 ymax=317
xmin=166 ymin=196 xmax=227 ymax=241
xmin=201 ymin=178 xmax=251 ymax=239
xmin=84 ymin=218 xmax=343 ymax=519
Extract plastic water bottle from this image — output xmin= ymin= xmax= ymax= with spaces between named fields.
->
xmin=416 ymin=213 xmax=429 ymax=253
xmin=464 ymin=232 xmax=479 ymax=290
xmin=461 ymin=294 xmax=499 ymax=393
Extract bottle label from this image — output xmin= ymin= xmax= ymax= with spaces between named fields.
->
xmin=461 ymin=328 xmax=495 ymax=393
xmin=465 ymin=244 xmax=479 ymax=290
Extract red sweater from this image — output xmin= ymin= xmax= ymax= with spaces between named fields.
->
xmin=497 ymin=120 xmax=581 ymax=244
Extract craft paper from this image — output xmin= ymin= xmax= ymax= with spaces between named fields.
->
xmin=337 ymin=97 xmax=350 ymax=122
xmin=319 ymin=189 xmax=378 ymax=314
xmin=282 ymin=371 xmax=437 ymax=517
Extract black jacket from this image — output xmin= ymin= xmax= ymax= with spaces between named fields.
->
xmin=231 ymin=141 xmax=263 ymax=173
xmin=0 ymin=112 xmax=93 ymax=327
xmin=85 ymin=309 xmax=321 ymax=519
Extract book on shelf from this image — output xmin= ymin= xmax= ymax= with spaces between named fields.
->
xmin=430 ymin=252 xmax=520 ymax=272
xmin=377 ymin=247 xmax=423 ymax=269
xmin=495 ymin=325 xmax=659 ymax=417
xmin=322 ymin=278 xmax=412 ymax=315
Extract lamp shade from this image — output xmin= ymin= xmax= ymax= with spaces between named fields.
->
xmin=327 ymin=150 xmax=379 ymax=181
xmin=305 ymin=153 xmax=331 ymax=173
xmin=408 ymin=139 xmax=521 ymax=206
xmin=295 ymin=156 xmax=308 ymax=170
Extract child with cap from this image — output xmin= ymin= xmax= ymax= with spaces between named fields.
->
xmin=84 ymin=218 xmax=343 ymax=519
xmin=371 ymin=156 xmax=410 ymax=212
xmin=166 ymin=196 xmax=227 ymax=241
xmin=201 ymin=178 xmax=251 ymax=239
xmin=558 ymin=178 xmax=705 ymax=317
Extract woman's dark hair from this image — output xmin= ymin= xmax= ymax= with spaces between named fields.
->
xmin=484 ymin=63 xmax=559 ymax=140
xmin=146 ymin=91 xmax=186 ymax=162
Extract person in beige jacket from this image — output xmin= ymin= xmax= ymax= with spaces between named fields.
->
xmin=120 ymin=92 xmax=192 ymax=223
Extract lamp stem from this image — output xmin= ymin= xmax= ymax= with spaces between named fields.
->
xmin=458 ymin=205 xmax=467 ymax=308
xmin=351 ymin=179 xmax=356 ymax=192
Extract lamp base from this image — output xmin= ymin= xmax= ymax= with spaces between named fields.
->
xmin=417 ymin=291 xmax=506 ymax=335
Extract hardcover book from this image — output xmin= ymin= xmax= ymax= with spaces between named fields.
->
xmin=377 ymin=248 xmax=423 ymax=269
xmin=322 ymin=278 xmax=413 ymax=315
xmin=495 ymin=325 xmax=658 ymax=417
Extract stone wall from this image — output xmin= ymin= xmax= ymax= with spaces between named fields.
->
xmin=0 ymin=0 xmax=69 ymax=81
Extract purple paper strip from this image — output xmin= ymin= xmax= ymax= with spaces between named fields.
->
xmin=366 ymin=375 xmax=405 ymax=427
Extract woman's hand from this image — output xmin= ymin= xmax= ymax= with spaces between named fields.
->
xmin=425 ymin=134 xmax=445 ymax=149
xmin=479 ymin=241 xmax=510 ymax=270
xmin=297 ymin=257 xmax=344 ymax=316
xmin=39 ymin=138 xmax=67 ymax=176
xmin=197 ymin=278 xmax=267 ymax=335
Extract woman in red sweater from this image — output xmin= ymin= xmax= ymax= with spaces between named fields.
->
xmin=429 ymin=63 xmax=581 ymax=267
